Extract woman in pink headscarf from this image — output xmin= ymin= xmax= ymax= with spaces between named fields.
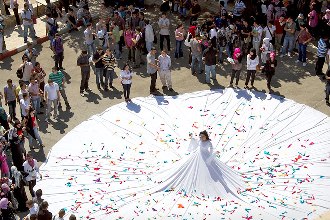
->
xmin=0 ymin=142 xmax=9 ymax=177
xmin=229 ymin=48 xmax=243 ymax=88
xmin=262 ymin=52 xmax=277 ymax=93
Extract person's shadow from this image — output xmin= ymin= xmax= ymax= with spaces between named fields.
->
xmin=126 ymin=101 xmax=141 ymax=113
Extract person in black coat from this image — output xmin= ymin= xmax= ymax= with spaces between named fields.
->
xmin=262 ymin=51 xmax=277 ymax=93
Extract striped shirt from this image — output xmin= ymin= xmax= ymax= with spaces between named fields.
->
xmin=49 ymin=71 xmax=65 ymax=89
xmin=102 ymin=54 xmax=116 ymax=71
xmin=317 ymin=38 xmax=328 ymax=57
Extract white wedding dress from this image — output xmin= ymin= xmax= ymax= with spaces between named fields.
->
xmin=153 ymin=137 xmax=245 ymax=199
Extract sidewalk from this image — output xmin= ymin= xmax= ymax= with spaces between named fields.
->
xmin=0 ymin=0 xmax=101 ymax=60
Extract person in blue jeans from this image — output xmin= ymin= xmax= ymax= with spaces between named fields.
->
xmin=295 ymin=23 xmax=312 ymax=67
xmin=190 ymin=35 xmax=203 ymax=75
xmin=21 ymin=3 xmax=37 ymax=43
xmin=203 ymin=42 xmax=217 ymax=84
xmin=92 ymin=47 xmax=105 ymax=90
xmin=280 ymin=17 xmax=296 ymax=57
xmin=102 ymin=48 xmax=116 ymax=91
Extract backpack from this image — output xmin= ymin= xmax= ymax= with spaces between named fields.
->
xmin=47 ymin=19 xmax=58 ymax=36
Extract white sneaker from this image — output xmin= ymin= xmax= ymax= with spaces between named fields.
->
xmin=303 ymin=62 xmax=307 ymax=66
xmin=295 ymin=60 xmax=300 ymax=63
xmin=45 ymin=118 xmax=49 ymax=123
xmin=280 ymin=54 xmax=284 ymax=58
xmin=288 ymin=52 xmax=291 ymax=57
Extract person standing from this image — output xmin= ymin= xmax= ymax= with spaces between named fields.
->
xmin=190 ymin=34 xmax=202 ymax=75
xmin=10 ymin=0 xmax=20 ymax=25
xmin=158 ymin=50 xmax=173 ymax=91
xmin=25 ymin=109 xmax=44 ymax=148
xmin=295 ymin=23 xmax=312 ymax=67
xmin=76 ymin=49 xmax=91 ymax=96
xmin=21 ymin=3 xmax=37 ymax=43
xmin=24 ymin=42 xmax=38 ymax=66
xmin=232 ymin=0 xmax=246 ymax=20
xmin=263 ymin=52 xmax=277 ymax=93
xmin=251 ymin=21 xmax=263 ymax=56
xmin=23 ymin=154 xmax=41 ymax=198
xmin=274 ymin=16 xmax=285 ymax=52
xmin=19 ymin=55 xmax=34 ymax=85
xmin=144 ymin=20 xmax=154 ymax=53
xmin=190 ymin=0 xmax=201 ymax=25
xmin=280 ymin=17 xmax=296 ymax=57
xmin=147 ymin=47 xmax=159 ymax=94
xmin=84 ymin=23 xmax=95 ymax=57
xmin=245 ymin=48 xmax=259 ymax=89
xmin=202 ymin=42 xmax=217 ymax=84
xmin=28 ymin=78 xmax=42 ymax=114
xmin=92 ymin=47 xmax=105 ymax=90
xmin=120 ymin=63 xmax=133 ymax=102
xmin=49 ymin=67 xmax=70 ymax=109
xmin=44 ymin=79 xmax=60 ymax=122
xmin=174 ymin=23 xmax=185 ymax=59
xmin=132 ymin=27 xmax=144 ymax=69
xmin=51 ymin=33 xmax=64 ymax=70
xmin=102 ymin=48 xmax=116 ymax=91
xmin=158 ymin=12 xmax=170 ymax=51
xmin=4 ymin=79 xmax=17 ymax=121
xmin=229 ymin=47 xmax=243 ymax=87
xmin=0 ymin=15 xmax=4 ymax=55
xmin=315 ymin=34 xmax=328 ymax=76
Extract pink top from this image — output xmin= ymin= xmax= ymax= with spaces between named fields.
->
xmin=0 ymin=153 xmax=9 ymax=175
xmin=175 ymin=28 xmax=185 ymax=41
xmin=124 ymin=30 xmax=135 ymax=48
xmin=308 ymin=10 xmax=318 ymax=28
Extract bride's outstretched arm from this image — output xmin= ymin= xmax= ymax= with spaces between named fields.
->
xmin=188 ymin=133 xmax=198 ymax=152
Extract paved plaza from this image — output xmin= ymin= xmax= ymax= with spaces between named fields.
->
xmin=0 ymin=1 xmax=330 ymax=219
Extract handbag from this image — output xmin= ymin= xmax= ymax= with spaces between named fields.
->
xmin=32 ymin=15 xmax=37 ymax=24
xmin=16 ymin=69 xmax=23 ymax=79
xmin=184 ymin=32 xmax=191 ymax=47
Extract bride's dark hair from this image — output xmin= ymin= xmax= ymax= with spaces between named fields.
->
xmin=199 ymin=130 xmax=210 ymax=140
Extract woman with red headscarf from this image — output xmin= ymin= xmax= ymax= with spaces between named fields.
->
xmin=262 ymin=52 xmax=277 ymax=93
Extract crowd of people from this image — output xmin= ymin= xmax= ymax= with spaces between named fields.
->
xmin=0 ymin=0 xmax=329 ymax=219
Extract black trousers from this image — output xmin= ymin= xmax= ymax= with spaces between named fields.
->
xmin=80 ymin=71 xmax=90 ymax=92
xmin=315 ymin=56 xmax=325 ymax=75
xmin=28 ymin=179 xmax=36 ymax=197
xmin=266 ymin=74 xmax=274 ymax=90
xmin=230 ymin=69 xmax=241 ymax=85
xmin=160 ymin=34 xmax=170 ymax=51
xmin=122 ymin=83 xmax=132 ymax=99
xmin=55 ymin=52 xmax=64 ymax=69
xmin=150 ymin=72 xmax=157 ymax=92
xmin=245 ymin=70 xmax=256 ymax=86
xmin=13 ymin=7 xmax=20 ymax=25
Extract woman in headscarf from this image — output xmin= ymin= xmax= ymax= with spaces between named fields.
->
xmin=8 ymin=120 xmax=26 ymax=171
xmin=23 ymin=154 xmax=41 ymax=198
xmin=229 ymin=47 xmax=243 ymax=88
xmin=0 ymin=197 xmax=17 ymax=220
xmin=0 ymin=143 xmax=9 ymax=177
xmin=263 ymin=52 xmax=277 ymax=93
xmin=260 ymin=38 xmax=274 ymax=65
xmin=0 ymin=107 xmax=9 ymax=131
xmin=10 ymin=166 xmax=28 ymax=212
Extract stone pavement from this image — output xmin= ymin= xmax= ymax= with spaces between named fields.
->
xmin=0 ymin=0 xmax=101 ymax=60
xmin=0 ymin=1 xmax=329 ymax=219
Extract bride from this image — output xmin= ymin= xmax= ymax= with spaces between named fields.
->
xmin=154 ymin=130 xmax=245 ymax=199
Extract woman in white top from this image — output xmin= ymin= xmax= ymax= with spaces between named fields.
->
xmin=245 ymin=48 xmax=259 ymax=89
xmin=120 ymin=63 xmax=133 ymax=102
xmin=23 ymin=153 xmax=41 ymax=198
